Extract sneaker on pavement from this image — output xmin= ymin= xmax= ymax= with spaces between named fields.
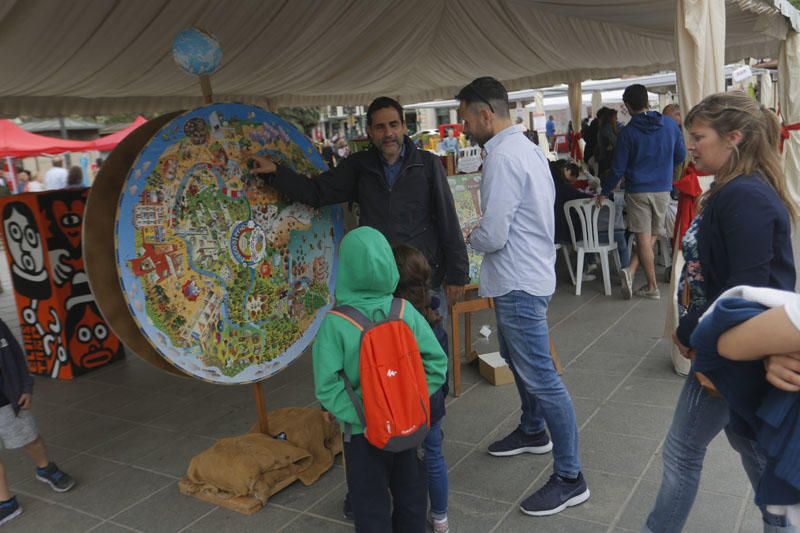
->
xmin=582 ymin=272 xmax=597 ymax=282
xmin=620 ymin=267 xmax=633 ymax=300
xmin=35 ymin=463 xmax=75 ymax=493
xmin=488 ymin=428 xmax=552 ymax=457
xmin=429 ymin=515 xmax=450 ymax=533
xmin=0 ymin=497 xmax=22 ymax=526
xmin=634 ymin=285 xmax=661 ymax=300
xmin=520 ymin=472 xmax=590 ymax=517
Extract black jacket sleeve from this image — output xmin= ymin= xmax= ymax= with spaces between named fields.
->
xmin=0 ymin=321 xmax=32 ymax=395
xmin=266 ymin=155 xmax=359 ymax=207
xmin=429 ymin=156 xmax=470 ymax=286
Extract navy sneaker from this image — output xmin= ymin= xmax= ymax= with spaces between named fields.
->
xmin=520 ymin=472 xmax=590 ymax=516
xmin=0 ymin=497 xmax=22 ymax=526
xmin=488 ymin=428 xmax=553 ymax=457
xmin=35 ymin=463 xmax=76 ymax=493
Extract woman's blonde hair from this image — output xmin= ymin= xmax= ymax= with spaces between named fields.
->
xmin=685 ymin=92 xmax=796 ymax=218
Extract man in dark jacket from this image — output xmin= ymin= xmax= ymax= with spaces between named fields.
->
xmin=0 ymin=319 xmax=75 ymax=526
xmin=250 ymin=97 xmax=470 ymax=310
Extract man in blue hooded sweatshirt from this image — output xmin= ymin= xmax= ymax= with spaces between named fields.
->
xmin=598 ymin=84 xmax=686 ymax=301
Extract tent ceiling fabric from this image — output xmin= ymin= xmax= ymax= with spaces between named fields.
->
xmin=0 ymin=0 xmax=796 ymax=114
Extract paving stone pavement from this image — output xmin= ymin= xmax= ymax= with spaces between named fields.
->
xmin=0 ymin=255 xmax=762 ymax=532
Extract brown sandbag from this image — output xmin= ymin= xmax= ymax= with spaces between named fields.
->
xmin=186 ymin=433 xmax=311 ymax=504
xmin=265 ymin=407 xmax=343 ymax=485
xmin=179 ymin=407 xmax=342 ymax=514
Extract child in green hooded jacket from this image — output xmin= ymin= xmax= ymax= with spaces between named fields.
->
xmin=312 ymin=226 xmax=447 ymax=532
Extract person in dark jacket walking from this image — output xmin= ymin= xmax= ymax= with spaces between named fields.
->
xmin=250 ymin=97 xmax=470 ymax=313
xmin=598 ymin=84 xmax=686 ymax=301
xmin=0 ymin=319 xmax=75 ymax=526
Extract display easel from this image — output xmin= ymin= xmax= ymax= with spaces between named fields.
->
xmin=201 ymin=68 xmax=272 ymax=434
xmin=449 ymin=285 xmax=563 ymax=397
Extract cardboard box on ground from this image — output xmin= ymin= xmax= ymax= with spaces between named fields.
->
xmin=478 ymin=352 xmax=514 ymax=386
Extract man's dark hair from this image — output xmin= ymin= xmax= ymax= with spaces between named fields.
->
xmin=456 ymin=77 xmax=509 ymax=116
xmin=622 ymin=84 xmax=649 ymax=112
xmin=367 ymin=97 xmax=404 ymax=126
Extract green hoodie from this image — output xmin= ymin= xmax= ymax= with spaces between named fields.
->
xmin=312 ymin=226 xmax=447 ymax=435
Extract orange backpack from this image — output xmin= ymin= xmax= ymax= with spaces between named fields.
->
xmin=331 ymin=298 xmax=430 ymax=451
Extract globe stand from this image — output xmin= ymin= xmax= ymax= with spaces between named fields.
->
xmin=189 ymin=45 xmax=272 ymax=437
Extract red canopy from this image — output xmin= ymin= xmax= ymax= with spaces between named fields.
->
xmin=91 ymin=116 xmax=148 ymax=152
xmin=0 ymin=119 xmax=94 ymax=158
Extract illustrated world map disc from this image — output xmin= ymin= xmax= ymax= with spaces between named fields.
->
xmin=115 ymin=103 xmax=343 ymax=384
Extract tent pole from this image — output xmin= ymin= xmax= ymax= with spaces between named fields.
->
xmin=58 ymin=117 xmax=72 ymax=166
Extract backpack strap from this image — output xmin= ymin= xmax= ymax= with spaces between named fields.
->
xmin=389 ymin=298 xmax=406 ymax=320
xmin=329 ymin=305 xmax=373 ymax=331
xmin=329 ymin=305 xmax=371 ymax=442
xmin=338 ymin=369 xmax=367 ymax=442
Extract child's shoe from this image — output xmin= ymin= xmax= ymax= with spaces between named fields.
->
xmin=35 ymin=463 xmax=76 ymax=493
xmin=0 ymin=496 xmax=22 ymax=526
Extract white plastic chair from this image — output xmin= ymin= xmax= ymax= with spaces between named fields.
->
xmin=564 ymin=198 xmax=622 ymax=296
xmin=554 ymin=243 xmax=576 ymax=286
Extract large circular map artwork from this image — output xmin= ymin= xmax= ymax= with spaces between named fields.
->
xmin=115 ymin=103 xmax=343 ymax=384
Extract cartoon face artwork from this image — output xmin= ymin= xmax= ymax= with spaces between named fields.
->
xmin=2 ymin=202 xmax=51 ymax=300
xmin=66 ymin=302 xmax=121 ymax=371
xmin=52 ymin=199 xmax=84 ymax=250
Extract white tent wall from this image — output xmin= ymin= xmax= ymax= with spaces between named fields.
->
xmin=0 ymin=0 xmax=797 ymax=115
xmin=665 ymin=0 xmax=727 ymax=375
xmin=778 ymin=30 xmax=800 ymax=289
xmin=591 ymin=91 xmax=603 ymax=118
xmin=567 ymin=81 xmax=583 ymax=157
xmin=760 ymin=71 xmax=775 ymax=109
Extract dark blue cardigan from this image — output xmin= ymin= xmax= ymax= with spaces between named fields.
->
xmin=0 ymin=319 xmax=34 ymax=415
xmin=691 ymin=297 xmax=800 ymax=505
xmin=676 ymin=174 xmax=795 ymax=347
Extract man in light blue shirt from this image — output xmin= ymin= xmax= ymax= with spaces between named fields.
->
xmin=458 ymin=77 xmax=589 ymax=518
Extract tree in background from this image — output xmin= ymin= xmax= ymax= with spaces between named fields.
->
xmin=277 ymin=107 xmax=321 ymax=137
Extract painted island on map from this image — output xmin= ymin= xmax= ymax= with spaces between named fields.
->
xmin=115 ymin=103 xmax=343 ymax=384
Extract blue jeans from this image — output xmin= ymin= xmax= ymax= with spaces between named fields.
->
xmin=423 ymin=419 xmax=448 ymax=520
xmin=433 ymin=285 xmax=449 ymax=327
xmin=494 ymin=291 xmax=582 ymax=478
xmin=644 ymin=376 xmax=794 ymax=533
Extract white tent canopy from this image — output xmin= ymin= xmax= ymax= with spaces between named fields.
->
xmin=0 ymin=0 xmax=797 ymax=115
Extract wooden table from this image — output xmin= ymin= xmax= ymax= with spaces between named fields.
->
xmin=449 ymin=285 xmax=563 ymax=396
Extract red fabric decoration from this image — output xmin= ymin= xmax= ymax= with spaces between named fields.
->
xmin=673 ymin=162 xmax=707 ymax=249
xmin=780 ymin=123 xmax=800 ymax=154
xmin=569 ymin=132 xmax=583 ymax=161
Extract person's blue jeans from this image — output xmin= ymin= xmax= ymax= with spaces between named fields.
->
xmin=493 ymin=290 xmax=582 ymax=478
xmin=643 ymin=376 xmax=794 ymax=533
xmin=423 ymin=419 xmax=448 ymax=520
xmin=614 ymin=229 xmax=630 ymax=268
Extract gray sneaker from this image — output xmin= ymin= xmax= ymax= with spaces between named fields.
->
xmin=634 ymin=285 xmax=660 ymax=300
xmin=620 ymin=268 xmax=633 ymax=300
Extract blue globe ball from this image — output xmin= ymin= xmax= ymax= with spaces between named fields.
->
xmin=172 ymin=27 xmax=222 ymax=76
